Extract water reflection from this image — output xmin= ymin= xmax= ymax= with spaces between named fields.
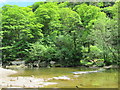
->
xmin=10 ymin=67 xmax=118 ymax=88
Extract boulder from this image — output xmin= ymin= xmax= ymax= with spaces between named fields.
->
xmin=52 ymin=76 xmax=70 ymax=80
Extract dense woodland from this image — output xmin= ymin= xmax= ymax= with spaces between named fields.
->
xmin=1 ymin=1 xmax=119 ymax=67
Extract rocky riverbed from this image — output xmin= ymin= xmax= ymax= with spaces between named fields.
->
xmin=0 ymin=67 xmax=17 ymax=77
xmin=0 ymin=65 xmax=118 ymax=89
xmin=0 ymin=68 xmax=57 ymax=88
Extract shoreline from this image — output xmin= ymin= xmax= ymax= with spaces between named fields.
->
xmin=0 ymin=67 xmax=57 ymax=88
xmin=0 ymin=67 xmax=17 ymax=77
xmin=0 ymin=65 xmax=118 ymax=89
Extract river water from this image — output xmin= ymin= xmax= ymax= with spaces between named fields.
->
xmin=10 ymin=67 xmax=118 ymax=88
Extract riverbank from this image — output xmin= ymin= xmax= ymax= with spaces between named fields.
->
xmin=0 ymin=65 xmax=118 ymax=88
xmin=0 ymin=67 xmax=17 ymax=77
xmin=0 ymin=67 xmax=57 ymax=88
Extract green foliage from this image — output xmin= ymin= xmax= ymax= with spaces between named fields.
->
xmin=74 ymin=3 xmax=102 ymax=28
xmin=32 ymin=2 xmax=44 ymax=12
xmin=81 ymin=45 xmax=104 ymax=66
xmin=2 ymin=5 xmax=43 ymax=62
xmin=89 ymin=45 xmax=103 ymax=59
xmin=28 ymin=42 xmax=47 ymax=62
xmin=2 ymin=2 xmax=118 ymax=67
xmin=34 ymin=2 xmax=60 ymax=35
xmin=89 ymin=12 xmax=118 ymax=65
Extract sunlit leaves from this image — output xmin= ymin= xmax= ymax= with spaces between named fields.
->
xmin=74 ymin=3 xmax=103 ymax=28
xmin=1 ymin=2 xmax=118 ymax=66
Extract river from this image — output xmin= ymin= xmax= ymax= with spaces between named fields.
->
xmin=9 ymin=67 xmax=118 ymax=88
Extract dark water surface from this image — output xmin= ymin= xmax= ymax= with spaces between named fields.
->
xmin=10 ymin=67 xmax=118 ymax=88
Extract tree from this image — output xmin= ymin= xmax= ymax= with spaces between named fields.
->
xmin=89 ymin=15 xmax=118 ymax=65
xmin=32 ymin=2 xmax=45 ymax=12
xmin=1 ymin=1 xmax=119 ymax=67
xmin=2 ymin=5 xmax=43 ymax=62
xmin=35 ymin=2 xmax=60 ymax=34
